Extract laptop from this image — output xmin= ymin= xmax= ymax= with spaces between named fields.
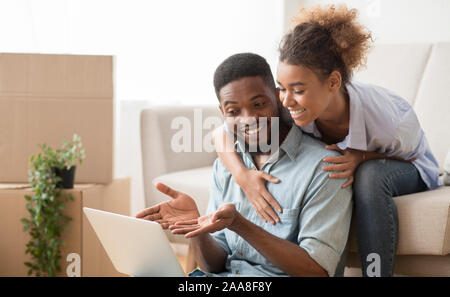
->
xmin=83 ymin=207 xmax=186 ymax=277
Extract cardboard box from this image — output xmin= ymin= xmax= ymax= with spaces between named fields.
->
xmin=0 ymin=177 xmax=130 ymax=276
xmin=0 ymin=53 xmax=114 ymax=184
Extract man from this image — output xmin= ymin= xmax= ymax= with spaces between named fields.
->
xmin=136 ymin=53 xmax=353 ymax=277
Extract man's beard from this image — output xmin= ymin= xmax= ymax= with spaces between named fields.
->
xmin=231 ymin=117 xmax=280 ymax=156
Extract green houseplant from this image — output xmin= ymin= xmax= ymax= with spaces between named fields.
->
xmin=21 ymin=134 xmax=86 ymax=276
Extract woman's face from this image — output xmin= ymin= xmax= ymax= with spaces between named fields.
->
xmin=276 ymin=61 xmax=334 ymax=127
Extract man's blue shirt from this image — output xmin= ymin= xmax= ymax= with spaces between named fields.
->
xmin=199 ymin=125 xmax=353 ymax=277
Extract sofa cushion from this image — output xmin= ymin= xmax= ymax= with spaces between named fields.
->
xmin=346 ymin=252 xmax=450 ymax=276
xmin=349 ymin=186 xmax=450 ymax=255
xmin=153 ymin=166 xmax=214 ymax=216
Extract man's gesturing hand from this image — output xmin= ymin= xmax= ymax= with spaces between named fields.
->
xmin=135 ymin=182 xmax=200 ymax=229
xmin=169 ymin=203 xmax=238 ymax=238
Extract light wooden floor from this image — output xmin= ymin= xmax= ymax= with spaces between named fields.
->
xmin=176 ymin=254 xmax=190 ymax=274
xmin=171 ymin=243 xmax=193 ymax=274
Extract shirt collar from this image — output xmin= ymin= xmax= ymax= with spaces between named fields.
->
xmin=279 ymin=125 xmax=302 ymax=161
xmin=299 ymin=80 xmax=367 ymax=151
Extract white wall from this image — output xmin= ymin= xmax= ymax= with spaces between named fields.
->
xmin=115 ymin=101 xmax=152 ymax=215
xmin=285 ymin=0 xmax=450 ymax=43
xmin=0 ymin=0 xmax=284 ymax=105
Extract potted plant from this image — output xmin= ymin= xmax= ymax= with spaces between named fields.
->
xmin=44 ymin=134 xmax=86 ymax=189
xmin=21 ymin=133 xmax=86 ymax=276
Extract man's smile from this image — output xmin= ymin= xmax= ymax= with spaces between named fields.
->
xmin=235 ymin=118 xmax=270 ymax=139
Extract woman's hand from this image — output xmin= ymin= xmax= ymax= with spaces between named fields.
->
xmin=323 ymin=144 xmax=365 ymax=188
xmin=169 ymin=203 xmax=238 ymax=238
xmin=324 ymin=144 xmax=417 ymax=188
xmin=235 ymin=168 xmax=282 ymax=224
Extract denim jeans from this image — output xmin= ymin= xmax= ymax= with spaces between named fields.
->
xmin=353 ymin=159 xmax=428 ymax=277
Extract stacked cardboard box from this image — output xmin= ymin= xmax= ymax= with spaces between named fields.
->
xmin=0 ymin=53 xmax=129 ymax=276
xmin=0 ymin=53 xmax=114 ymax=184
xmin=0 ymin=179 xmax=129 ymax=276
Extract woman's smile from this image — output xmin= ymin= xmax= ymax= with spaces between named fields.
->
xmin=289 ymin=107 xmax=306 ymax=120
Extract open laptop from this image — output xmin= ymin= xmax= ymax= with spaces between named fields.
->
xmin=83 ymin=207 xmax=186 ymax=277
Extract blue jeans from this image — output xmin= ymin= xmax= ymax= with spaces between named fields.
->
xmin=353 ymin=159 xmax=428 ymax=277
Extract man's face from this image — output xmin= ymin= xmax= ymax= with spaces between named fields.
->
xmin=218 ymin=76 xmax=280 ymax=149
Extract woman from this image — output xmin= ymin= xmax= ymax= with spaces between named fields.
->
xmin=213 ymin=5 xmax=441 ymax=277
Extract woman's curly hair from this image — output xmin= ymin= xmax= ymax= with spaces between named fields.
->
xmin=279 ymin=4 xmax=373 ymax=86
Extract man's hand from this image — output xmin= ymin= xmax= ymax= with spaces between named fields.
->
xmin=135 ymin=182 xmax=200 ymax=229
xmin=169 ymin=203 xmax=238 ymax=238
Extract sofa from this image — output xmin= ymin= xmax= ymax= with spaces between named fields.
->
xmin=140 ymin=43 xmax=450 ymax=276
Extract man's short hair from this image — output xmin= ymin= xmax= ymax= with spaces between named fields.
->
xmin=213 ymin=53 xmax=276 ymax=100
